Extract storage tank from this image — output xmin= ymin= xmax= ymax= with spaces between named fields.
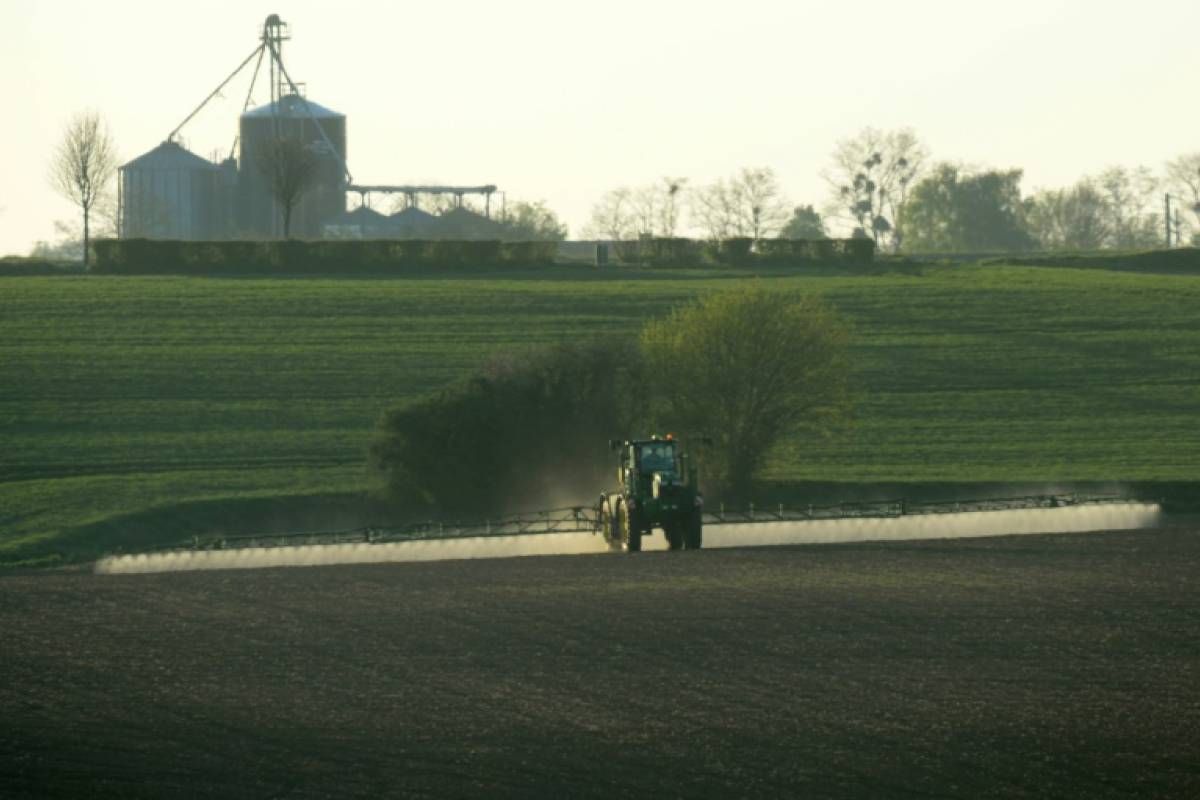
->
xmin=238 ymin=94 xmax=346 ymax=238
xmin=118 ymin=141 xmax=223 ymax=239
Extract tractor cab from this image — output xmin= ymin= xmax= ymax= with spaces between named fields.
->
xmin=636 ymin=440 xmax=677 ymax=475
xmin=616 ymin=436 xmax=693 ymax=501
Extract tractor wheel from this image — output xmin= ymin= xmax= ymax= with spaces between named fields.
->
xmin=664 ymin=524 xmax=683 ymax=551
xmin=685 ymin=512 xmax=703 ymax=550
xmin=599 ymin=498 xmax=620 ymax=552
xmin=619 ymin=501 xmax=642 ymax=553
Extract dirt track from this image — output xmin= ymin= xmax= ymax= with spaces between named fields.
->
xmin=3 ymin=528 xmax=1199 ymax=798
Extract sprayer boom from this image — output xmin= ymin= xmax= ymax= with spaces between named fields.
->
xmin=104 ymin=493 xmax=1137 ymax=560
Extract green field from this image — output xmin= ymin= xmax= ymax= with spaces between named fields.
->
xmin=2 ymin=264 xmax=1199 ymax=565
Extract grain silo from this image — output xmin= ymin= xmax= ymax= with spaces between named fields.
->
xmin=118 ymin=141 xmax=224 ymax=239
xmin=238 ymin=94 xmax=347 ymax=238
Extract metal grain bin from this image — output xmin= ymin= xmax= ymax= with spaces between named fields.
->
xmin=238 ymin=94 xmax=347 ymax=238
xmin=118 ymin=141 xmax=224 ymax=239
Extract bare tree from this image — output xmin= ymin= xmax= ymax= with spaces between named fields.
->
xmin=732 ymin=168 xmax=789 ymax=240
xmin=583 ymin=187 xmax=635 ymax=240
xmin=692 ymin=168 xmax=789 ymax=240
xmin=657 ymin=177 xmax=688 ymax=238
xmin=628 ymin=185 xmax=662 ymax=238
xmin=49 ymin=111 xmax=117 ymax=267
xmin=1025 ymin=181 xmax=1112 ymax=251
xmin=584 ymin=178 xmax=691 ymax=241
xmin=690 ymin=178 xmax=739 ymax=240
xmin=1165 ymin=153 xmax=1200 ymax=240
xmin=1096 ymin=166 xmax=1161 ymax=249
xmin=256 ymin=136 xmax=321 ymax=238
xmin=823 ymin=127 xmax=927 ymax=251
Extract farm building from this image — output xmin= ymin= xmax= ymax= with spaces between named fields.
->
xmin=116 ymin=15 xmax=499 ymax=242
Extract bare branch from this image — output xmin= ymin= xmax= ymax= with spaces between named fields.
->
xmin=256 ymin=136 xmax=321 ymax=238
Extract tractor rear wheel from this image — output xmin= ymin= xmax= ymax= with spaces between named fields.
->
xmin=664 ymin=524 xmax=684 ymax=551
xmin=619 ymin=501 xmax=642 ymax=553
xmin=684 ymin=512 xmax=703 ymax=550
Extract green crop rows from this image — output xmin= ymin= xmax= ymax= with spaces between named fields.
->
xmin=2 ymin=264 xmax=1198 ymax=565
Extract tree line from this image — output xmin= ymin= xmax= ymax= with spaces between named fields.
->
xmin=584 ymin=128 xmax=1200 ymax=253
xmin=41 ymin=112 xmax=1200 ymax=261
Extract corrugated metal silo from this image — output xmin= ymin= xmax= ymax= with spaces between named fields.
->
xmin=238 ymin=94 xmax=347 ymax=238
xmin=118 ymin=141 xmax=224 ymax=239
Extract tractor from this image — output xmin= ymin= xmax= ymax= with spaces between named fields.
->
xmin=596 ymin=435 xmax=703 ymax=552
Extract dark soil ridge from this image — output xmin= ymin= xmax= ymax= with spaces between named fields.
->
xmin=2 ymin=527 xmax=1198 ymax=798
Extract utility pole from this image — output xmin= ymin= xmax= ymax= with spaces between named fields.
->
xmin=1165 ymin=193 xmax=1173 ymax=247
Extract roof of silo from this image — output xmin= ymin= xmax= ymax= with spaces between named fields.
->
xmin=390 ymin=207 xmax=437 ymax=221
xmin=242 ymin=93 xmax=344 ymax=120
xmin=122 ymin=140 xmax=218 ymax=171
xmin=333 ymin=206 xmax=388 ymax=223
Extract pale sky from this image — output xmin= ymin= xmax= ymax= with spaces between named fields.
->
xmin=1 ymin=0 xmax=1197 ymax=254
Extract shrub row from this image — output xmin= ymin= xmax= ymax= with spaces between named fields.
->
xmin=612 ymin=237 xmax=875 ymax=268
xmin=980 ymin=247 xmax=1200 ymax=274
xmin=91 ymin=239 xmax=559 ymax=274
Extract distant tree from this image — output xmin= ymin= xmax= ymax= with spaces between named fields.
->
xmin=779 ymin=205 xmax=827 ymax=239
xmin=734 ymin=168 xmax=790 ymax=240
xmin=256 ymin=135 xmax=320 ymax=238
xmin=692 ymin=167 xmax=789 ymax=240
xmin=824 ymin=127 xmax=927 ymax=252
xmin=902 ymin=164 xmax=1034 ymax=252
xmin=584 ymin=178 xmax=689 ymax=240
xmin=628 ymin=184 xmax=662 ymax=238
xmin=1165 ymin=152 xmax=1200 ymax=239
xmin=1096 ymin=166 xmax=1161 ymax=249
xmin=500 ymin=200 xmax=568 ymax=241
xmin=583 ymin=188 xmax=635 ymax=240
xmin=658 ymin=177 xmax=688 ymax=237
xmin=49 ymin=111 xmax=118 ymax=268
xmin=31 ymin=208 xmax=118 ymax=262
xmin=690 ymin=178 xmax=739 ymax=240
xmin=639 ymin=285 xmax=851 ymax=501
xmin=1025 ymin=181 xmax=1112 ymax=251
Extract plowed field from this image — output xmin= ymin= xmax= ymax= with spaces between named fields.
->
xmin=3 ymin=528 xmax=1199 ymax=798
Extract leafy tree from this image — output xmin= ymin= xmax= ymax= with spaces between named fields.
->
xmin=824 ymin=127 xmax=927 ymax=252
xmin=256 ymin=135 xmax=320 ymax=238
xmin=902 ymin=164 xmax=1034 ymax=252
xmin=49 ymin=111 xmax=117 ymax=268
xmin=499 ymin=200 xmax=568 ymax=241
xmin=639 ymin=285 xmax=851 ymax=500
xmin=371 ymin=341 xmax=636 ymax=514
xmin=692 ymin=167 xmax=790 ymax=240
xmin=779 ymin=205 xmax=827 ymax=240
xmin=1025 ymin=181 xmax=1112 ymax=251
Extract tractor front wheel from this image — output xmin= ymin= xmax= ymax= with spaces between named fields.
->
xmin=599 ymin=497 xmax=621 ymax=552
xmin=619 ymin=501 xmax=642 ymax=553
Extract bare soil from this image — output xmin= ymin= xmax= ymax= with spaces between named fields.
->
xmin=2 ymin=528 xmax=1199 ymax=798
